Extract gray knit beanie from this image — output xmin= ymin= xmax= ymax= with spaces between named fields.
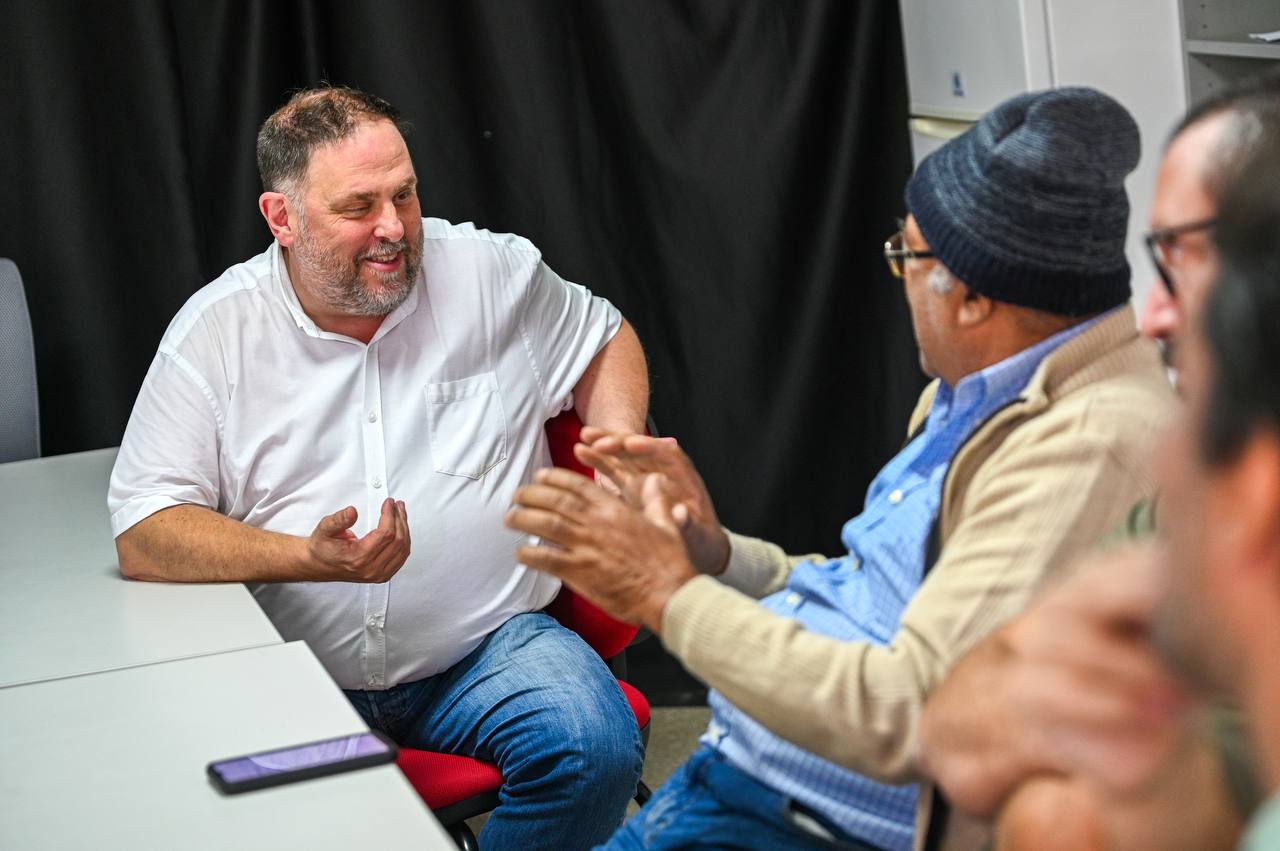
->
xmin=905 ymin=87 xmax=1140 ymax=316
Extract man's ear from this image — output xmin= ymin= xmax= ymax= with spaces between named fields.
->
xmin=956 ymin=286 xmax=994 ymax=327
xmin=1228 ymin=429 xmax=1280 ymax=590
xmin=259 ymin=191 xmax=298 ymax=247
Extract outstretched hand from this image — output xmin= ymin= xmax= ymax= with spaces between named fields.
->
xmin=505 ymin=466 xmax=697 ymax=632
xmin=307 ymin=497 xmax=411 ymax=583
xmin=575 ymin=427 xmax=730 ymax=575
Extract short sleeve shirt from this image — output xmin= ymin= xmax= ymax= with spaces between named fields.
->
xmin=108 ymin=218 xmax=622 ymax=689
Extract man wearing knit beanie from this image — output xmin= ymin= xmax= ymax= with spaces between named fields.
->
xmin=505 ymin=88 xmax=1172 ymax=851
xmin=905 ymin=87 xmax=1138 ymax=317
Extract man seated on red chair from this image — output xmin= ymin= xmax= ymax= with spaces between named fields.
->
xmin=107 ymin=85 xmax=647 ymax=850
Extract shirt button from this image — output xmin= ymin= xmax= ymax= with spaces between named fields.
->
xmin=368 ymin=411 xmax=378 ymax=423
xmin=372 ymin=476 xmax=383 ymax=489
xmin=785 ymin=592 xmax=801 ymax=606
xmin=888 ymin=489 xmax=904 ymax=505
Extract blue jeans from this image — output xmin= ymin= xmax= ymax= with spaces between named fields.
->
xmin=600 ymin=746 xmax=884 ymax=851
xmin=345 ymin=612 xmax=644 ymax=850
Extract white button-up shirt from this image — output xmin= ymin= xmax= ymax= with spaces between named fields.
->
xmin=109 ymin=218 xmax=621 ymax=689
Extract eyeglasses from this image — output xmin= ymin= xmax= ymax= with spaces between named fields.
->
xmin=883 ymin=228 xmax=936 ymax=279
xmin=1144 ymin=217 xmax=1216 ymax=297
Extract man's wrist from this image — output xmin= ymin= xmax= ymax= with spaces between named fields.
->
xmin=643 ymin=564 xmax=699 ymax=633
xmin=705 ymin=529 xmax=731 ymax=576
xmin=289 ymin=534 xmax=322 ymax=581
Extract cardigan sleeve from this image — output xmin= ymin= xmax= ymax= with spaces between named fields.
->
xmin=661 ymin=404 xmax=1164 ymax=784
xmin=715 ymin=530 xmax=823 ymax=598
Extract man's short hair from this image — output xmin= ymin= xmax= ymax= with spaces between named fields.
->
xmin=1170 ymin=69 xmax=1280 ymax=203
xmin=1200 ymin=140 xmax=1280 ymax=465
xmin=256 ymin=85 xmax=412 ymax=195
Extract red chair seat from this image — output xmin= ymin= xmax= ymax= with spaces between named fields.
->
xmin=395 ymin=750 xmax=503 ymax=811
xmin=618 ymin=679 xmax=650 ymax=730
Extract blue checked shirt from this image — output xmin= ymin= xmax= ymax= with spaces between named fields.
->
xmin=703 ymin=310 xmax=1112 ymax=851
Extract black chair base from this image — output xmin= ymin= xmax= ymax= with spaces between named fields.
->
xmin=447 ymin=821 xmax=480 ymax=851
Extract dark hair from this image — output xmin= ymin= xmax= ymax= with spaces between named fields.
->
xmin=256 ymin=85 xmax=412 ymax=194
xmin=1200 ymin=136 xmax=1280 ymax=464
xmin=1168 ymin=69 xmax=1280 ymax=202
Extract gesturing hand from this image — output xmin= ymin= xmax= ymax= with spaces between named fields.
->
xmin=575 ymin=427 xmax=730 ymax=576
xmin=307 ymin=497 xmax=411 ymax=583
xmin=505 ymin=467 xmax=697 ymax=633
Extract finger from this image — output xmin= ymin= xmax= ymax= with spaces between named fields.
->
xmin=579 ymin=425 xmax=620 ymax=445
xmin=369 ymin=530 xmax=410 ymax=581
xmin=505 ymin=506 xmax=585 ymax=547
xmin=379 ymin=500 xmax=409 ymax=561
xmin=396 ymin=500 xmax=411 ymax=553
xmin=364 ymin=504 xmax=411 ymax=580
xmin=532 ymin=466 xmax=608 ymax=505
xmin=578 ymin=436 xmax=634 ymax=469
xmin=620 ymin=434 xmax=674 ymax=457
xmin=376 ymin=497 xmax=397 ymax=533
xmin=640 ymin=473 xmax=680 ymax=532
xmin=516 ymin=542 xmax=578 ymax=577
xmin=574 ymin=442 xmax=631 ymax=490
xmin=613 ymin=438 xmax=699 ymax=491
xmin=512 ymin=481 xmax=593 ymax=519
xmin=318 ymin=505 xmax=358 ymax=537
xmin=595 ymin=474 xmax=623 ymax=496
xmin=354 ymin=523 xmax=395 ymax=565
xmin=587 ymin=434 xmax=668 ymax=470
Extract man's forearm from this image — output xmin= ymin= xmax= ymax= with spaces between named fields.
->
xmin=573 ymin=319 xmax=648 ymax=432
xmin=116 ymin=504 xmax=311 ymax=583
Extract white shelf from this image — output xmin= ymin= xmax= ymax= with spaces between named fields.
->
xmin=1186 ymin=36 xmax=1280 ymax=60
xmin=1180 ymin=0 xmax=1280 ymax=104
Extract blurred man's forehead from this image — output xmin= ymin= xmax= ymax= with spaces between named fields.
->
xmin=1151 ymin=114 xmax=1231 ymax=228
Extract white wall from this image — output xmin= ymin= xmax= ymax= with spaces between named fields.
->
xmin=1045 ymin=0 xmax=1187 ymax=314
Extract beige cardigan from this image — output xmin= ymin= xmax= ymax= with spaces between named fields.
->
xmin=658 ymin=306 xmax=1173 ymax=847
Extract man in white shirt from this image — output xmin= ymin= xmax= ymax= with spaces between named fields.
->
xmin=109 ymin=85 xmax=649 ymax=850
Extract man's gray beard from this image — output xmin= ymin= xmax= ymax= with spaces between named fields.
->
xmin=293 ymin=226 xmax=423 ymax=317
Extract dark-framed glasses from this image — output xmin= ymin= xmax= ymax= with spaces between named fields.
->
xmin=883 ymin=228 xmax=935 ymax=279
xmin=1144 ymin=216 xmax=1216 ymax=297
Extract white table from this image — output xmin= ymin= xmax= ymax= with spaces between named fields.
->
xmin=0 ymin=641 xmax=451 ymax=850
xmin=0 ymin=449 xmax=281 ymax=688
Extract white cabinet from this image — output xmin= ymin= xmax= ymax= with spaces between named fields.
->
xmin=901 ymin=0 xmax=1044 ymax=120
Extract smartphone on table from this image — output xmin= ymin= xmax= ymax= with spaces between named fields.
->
xmin=207 ymin=730 xmax=398 ymax=794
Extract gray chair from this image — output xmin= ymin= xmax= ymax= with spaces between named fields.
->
xmin=0 ymin=258 xmax=40 ymax=462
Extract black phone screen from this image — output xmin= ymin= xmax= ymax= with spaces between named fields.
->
xmin=208 ymin=731 xmax=397 ymax=793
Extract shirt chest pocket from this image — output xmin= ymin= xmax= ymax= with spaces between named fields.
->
xmin=425 ymin=372 xmax=509 ymax=479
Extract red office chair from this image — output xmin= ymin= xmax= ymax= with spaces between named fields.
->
xmin=395 ymin=410 xmax=654 ymax=851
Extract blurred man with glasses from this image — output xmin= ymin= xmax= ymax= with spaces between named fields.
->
xmin=917 ymin=70 xmax=1280 ymax=850
xmin=503 ymin=87 xmax=1173 ymax=851
xmin=1154 ymin=142 xmax=1280 ymax=851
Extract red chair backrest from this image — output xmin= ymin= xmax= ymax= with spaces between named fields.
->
xmin=542 ymin=410 xmax=640 ymax=660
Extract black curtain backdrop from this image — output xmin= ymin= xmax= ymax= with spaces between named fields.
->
xmin=1 ymin=1 xmax=922 ymax=701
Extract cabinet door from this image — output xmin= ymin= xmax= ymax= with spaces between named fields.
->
xmin=900 ymin=0 xmax=1045 ymax=119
